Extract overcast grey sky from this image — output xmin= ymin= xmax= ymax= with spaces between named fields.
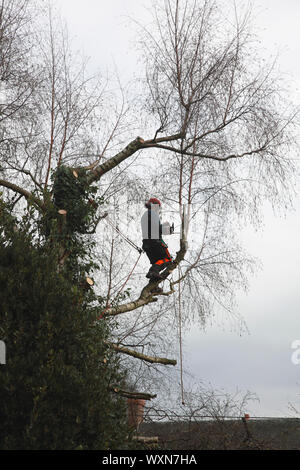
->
xmin=55 ymin=0 xmax=300 ymax=417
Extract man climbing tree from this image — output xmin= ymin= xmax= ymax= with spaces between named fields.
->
xmin=141 ymin=197 xmax=174 ymax=280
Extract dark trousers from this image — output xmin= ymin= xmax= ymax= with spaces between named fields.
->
xmin=142 ymin=239 xmax=172 ymax=265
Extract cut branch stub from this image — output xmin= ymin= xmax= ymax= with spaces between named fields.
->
xmin=58 ymin=209 xmax=67 ymax=215
xmin=72 ymin=170 xmax=78 ymax=178
xmin=86 ymin=277 xmax=94 ymax=286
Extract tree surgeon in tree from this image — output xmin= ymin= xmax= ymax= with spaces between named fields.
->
xmin=141 ymin=198 xmax=174 ymax=280
xmin=0 ymin=0 xmax=298 ymax=392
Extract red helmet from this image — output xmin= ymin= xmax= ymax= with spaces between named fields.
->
xmin=147 ymin=197 xmax=161 ymax=206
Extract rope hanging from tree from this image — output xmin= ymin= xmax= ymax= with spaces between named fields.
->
xmin=96 ymin=250 xmax=143 ymax=321
xmin=173 ymin=267 xmax=185 ymax=406
xmin=103 ymin=215 xmax=144 ymax=254
xmin=114 ymin=251 xmax=143 ymax=301
xmin=178 ymin=266 xmax=185 ymax=405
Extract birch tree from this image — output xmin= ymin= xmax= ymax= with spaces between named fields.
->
xmin=0 ymin=0 xmax=298 ymax=403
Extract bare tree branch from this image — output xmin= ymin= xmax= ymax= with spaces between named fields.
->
xmin=109 ymin=386 xmax=157 ymax=400
xmin=105 ymin=341 xmax=176 ymax=366
xmin=0 ymin=179 xmax=45 ymax=211
xmin=86 ymin=137 xmax=145 ymax=184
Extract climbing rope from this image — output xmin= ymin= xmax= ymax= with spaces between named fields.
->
xmin=103 ymin=215 xmax=144 ymax=254
xmin=96 ymin=251 xmax=142 ymax=321
xmin=172 ymin=268 xmax=185 ymax=405
xmin=114 ymin=251 xmax=143 ymax=302
xmin=94 ymin=215 xmax=144 ymax=320
xmin=178 ymin=266 xmax=185 ymax=405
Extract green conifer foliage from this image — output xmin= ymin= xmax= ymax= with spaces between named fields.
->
xmin=0 ymin=201 xmax=129 ymax=450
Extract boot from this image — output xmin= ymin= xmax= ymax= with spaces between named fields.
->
xmin=146 ymin=260 xmax=175 ymax=279
xmin=161 ymin=260 xmax=176 ymax=273
xmin=146 ymin=263 xmax=164 ymax=279
xmin=151 ymin=286 xmax=163 ymax=295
